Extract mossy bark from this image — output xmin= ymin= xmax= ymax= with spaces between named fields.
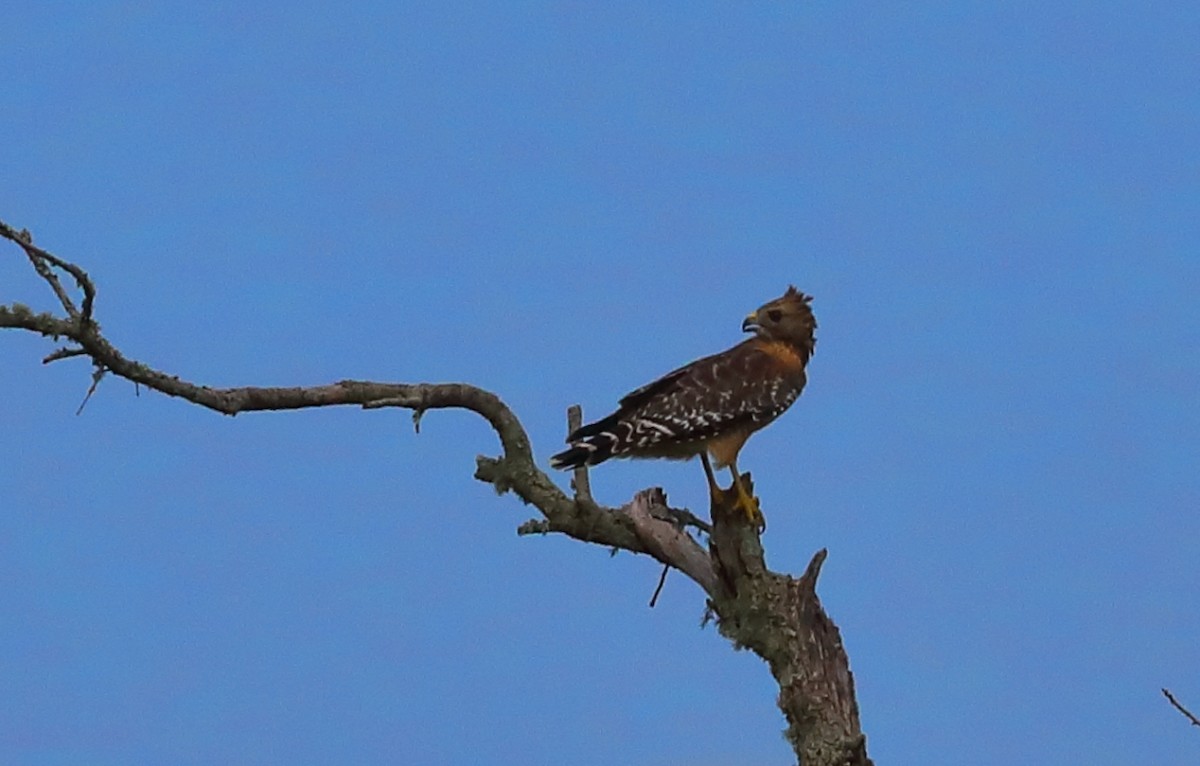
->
xmin=707 ymin=477 xmax=873 ymax=766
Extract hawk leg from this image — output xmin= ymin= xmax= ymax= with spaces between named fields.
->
xmin=701 ymin=453 xmax=765 ymax=532
xmin=700 ymin=453 xmax=723 ymax=504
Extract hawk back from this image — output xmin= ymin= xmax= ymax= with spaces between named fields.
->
xmin=550 ymin=339 xmax=807 ymax=470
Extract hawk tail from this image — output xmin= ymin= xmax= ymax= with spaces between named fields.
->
xmin=549 ymin=416 xmax=622 ymax=470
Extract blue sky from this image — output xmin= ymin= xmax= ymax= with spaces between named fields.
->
xmin=1 ymin=3 xmax=1197 ymax=764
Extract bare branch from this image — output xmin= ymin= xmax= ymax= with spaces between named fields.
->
xmin=24 ymin=243 xmax=78 ymax=318
xmin=43 ymin=346 xmax=89 ymax=364
xmin=0 ymin=220 xmax=719 ymax=597
xmin=75 ymin=363 xmax=106 ymax=415
xmin=648 ymin=564 xmax=670 ymax=607
xmin=1163 ymin=688 xmax=1200 ymax=728
xmin=626 ymin=488 xmax=717 ymax=594
xmin=1 ymin=218 xmax=872 ymax=765
xmin=516 ymin=518 xmax=551 ymax=535
xmin=566 ymin=404 xmax=595 ymax=505
xmin=1 ymin=221 xmax=95 ymax=322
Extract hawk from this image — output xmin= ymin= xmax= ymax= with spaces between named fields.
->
xmin=550 ymin=286 xmax=817 ymax=529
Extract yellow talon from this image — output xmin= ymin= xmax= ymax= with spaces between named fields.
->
xmin=732 ymin=473 xmax=765 ymax=531
xmin=700 ymin=453 xmax=765 ymax=531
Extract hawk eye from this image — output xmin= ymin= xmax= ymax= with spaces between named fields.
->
xmin=767 ymin=309 xmax=782 ymax=322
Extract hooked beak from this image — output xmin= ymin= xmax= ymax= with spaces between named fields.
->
xmin=742 ymin=312 xmax=758 ymax=333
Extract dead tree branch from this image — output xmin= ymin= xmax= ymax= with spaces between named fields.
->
xmin=1 ymin=219 xmax=870 ymax=766
xmin=1163 ymin=688 xmax=1200 ymax=729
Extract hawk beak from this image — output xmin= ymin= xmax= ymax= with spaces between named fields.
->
xmin=742 ymin=312 xmax=759 ymax=333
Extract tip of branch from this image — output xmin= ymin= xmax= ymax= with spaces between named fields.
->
xmin=75 ymin=364 xmax=107 ymax=415
xmin=635 ymin=487 xmax=668 ymax=508
xmin=1163 ymin=687 xmax=1200 ymax=727
xmin=517 ymin=518 xmax=551 ymax=536
xmin=42 ymin=346 xmax=87 ymax=365
xmin=565 ymin=404 xmax=596 ymax=504
xmin=799 ymin=548 xmax=828 ymax=593
xmin=648 ymin=564 xmax=670 ymax=608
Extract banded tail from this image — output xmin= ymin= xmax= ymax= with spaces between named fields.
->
xmin=549 ymin=415 xmax=624 ymax=470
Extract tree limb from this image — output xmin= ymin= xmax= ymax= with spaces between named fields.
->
xmin=1163 ymin=688 xmax=1200 ymax=729
xmin=0 ymin=219 xmax=715 ymax=594
xmin=1 ymin=218 xmax=871 ymax=765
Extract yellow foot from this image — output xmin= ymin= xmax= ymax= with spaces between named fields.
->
xmin=732 ymin=480 xmax=765 ymax=532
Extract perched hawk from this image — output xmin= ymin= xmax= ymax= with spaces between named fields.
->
xmin=550 ymin=286 xmax=817 ymax=529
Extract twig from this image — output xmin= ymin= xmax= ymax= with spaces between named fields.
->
xmin=517 ymin=518 xmax=551 ymax=535
xmin=566 ymin=404 xmax=595 ymax=506
xmin=1163 ymin=688 xmax=1200 ymax=728
xmin=648 ymin=564 xmax=669 ymax=607
xmin=625 ymin=489 xmax=717 ymax=595
xmin=0 ymin=222 xmax=95 ymax=322
xmin=653 ymin=504 xmax=712 ymax=536
xmin=25 ymin=247 xmax=78 ymax=318
xmin=561 ymin=404 xmax=609 ymax=543
xmin=76 ymin=364 xmax=106 ymax=415
xmin=43 ymin=347 xmax=89 ymax=364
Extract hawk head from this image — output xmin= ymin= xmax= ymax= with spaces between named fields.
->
xmin=742 ymin=286 xmax=817 ymax=356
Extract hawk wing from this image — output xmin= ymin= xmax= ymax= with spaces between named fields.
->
xmin=551 ymin=339 xmax=806 ymax=468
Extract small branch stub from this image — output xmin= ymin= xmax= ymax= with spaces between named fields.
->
xmin=566 ymin=404 xmax=595 ymax=507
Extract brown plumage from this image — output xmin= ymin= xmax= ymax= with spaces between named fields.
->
xmin=550 ymin=286 xmax=817 ymax=528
